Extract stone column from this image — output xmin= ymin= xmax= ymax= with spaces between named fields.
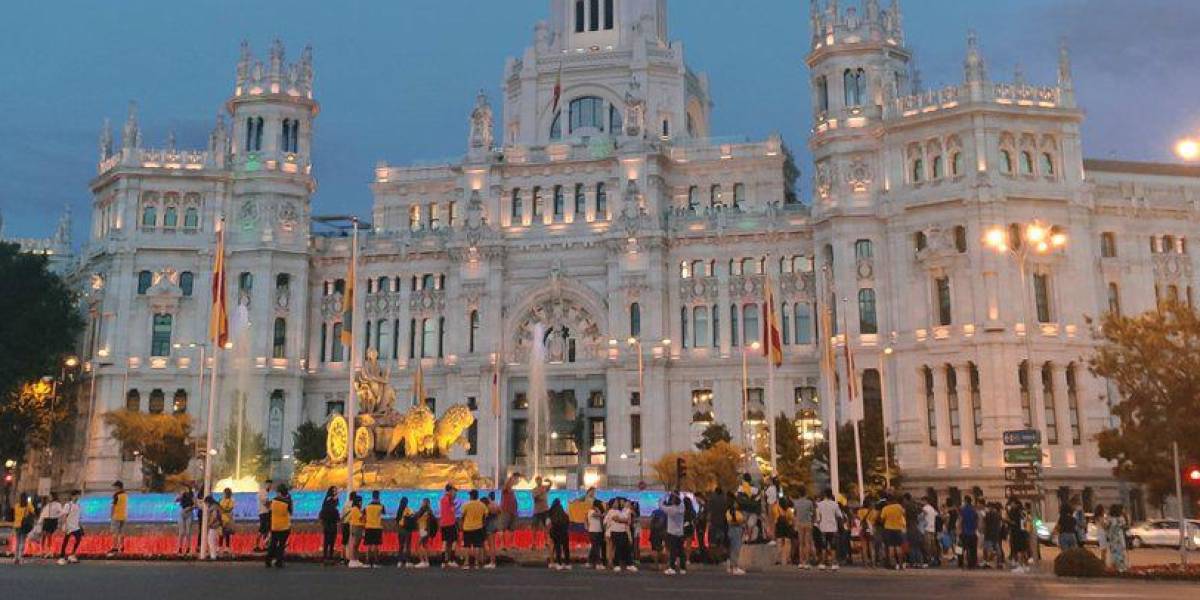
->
xmin=932 ymin=364 xmax=952 ymax=468
xmin=955 ymin=362 xmax=976 ymax=468
xmin=1052 ymin=363 xmax=1076 ymax=466
xmin=1030 ymin=360 xmax=1053 ymax=467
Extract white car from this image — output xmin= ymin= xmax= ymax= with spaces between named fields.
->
xmin=1127 ymin=519 xmax=1200 ymax=549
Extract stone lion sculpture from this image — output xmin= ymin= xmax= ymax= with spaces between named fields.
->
xmin=388 ymin=402 xmax=435 ymax=457
xmin=428 ymin=405 xmax=475 ymax=457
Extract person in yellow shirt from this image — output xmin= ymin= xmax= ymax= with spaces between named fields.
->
xmin=343 ymin=492 xmax=365 ymax=568
xmin=879 ymin=495 xmax=907 ymax=570
xmin=108 ymin=481 xmax=128 ymax=556
xmin=12 ymin=493 xmax=35 ymax=564
xmin=218 ymin=488 xmax=235 ymax=556
xmin=459 ymin=489 xmax=489 ymax=569
xmin=266 ymin=484 xmax=292 ymax=568
xmin=363 ymin=490 xmax=386 ymax=567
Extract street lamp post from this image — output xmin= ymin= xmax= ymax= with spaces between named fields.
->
xmin=879 ymin=346 xmax=893 ymax=490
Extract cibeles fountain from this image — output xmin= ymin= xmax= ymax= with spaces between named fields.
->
xmin=293 ymin=348 xmax=482 ymax=490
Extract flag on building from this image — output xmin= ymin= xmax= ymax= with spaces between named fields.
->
xmin=208 ymin=219 xmax=228 ymax=348
xmin=762 ymin=274 xmax=784 ymax=367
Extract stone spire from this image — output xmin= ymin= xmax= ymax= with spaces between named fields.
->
xmin=964 ymin=30 xmax=988 ymax=101
xmin=236 ymin=40 xmax=251 ymax=88
xmin=99 ymin=118 xmax=113 ymax=161
xmin=810 ymin=0 xmax=823 ymax=47
xmin=269 ymin=39 xmax=285 ymax=87
xmin=1057 ymin=37 xmax=1074 ymax=105
xmin=122 ymin=101 xmax=140 ymax=150
xmin=299 ymin=44 xmax=314 ymax=94
xmin=208 ymin=113 xmax=228 ymax=168
xmin=54 ymin=204 xmax=72 ymax=246
xmin=1013 ymin=63 xmax=1026 ymax=87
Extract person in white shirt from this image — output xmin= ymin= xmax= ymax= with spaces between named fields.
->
xmin=255 ymin=480 xmax=273 ymax=552
xmin=56 ymin=490 xmax=83 ymax=565
xmin=814 ymin=488 xmax=843 ymax=571
xmin=604 ymin=499 xmax=637 ymax=572
xmin=38 ymin=494 xmax=64 ymax=558
xmin=586 ymin=500 xmax=607 ymax=570
xmin=921 ymin=497 xmax=940 ymax=565
xmin=763 ymin=477 xmax=780 ymax=543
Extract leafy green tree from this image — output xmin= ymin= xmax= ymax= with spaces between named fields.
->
xmin=103 ymin=409 xmax=193 ymax=491
xmin=774 ymin=414 xmax=812 ymax=493
xmin=0 ymin=380 xmax=71 ymax=467
xmin=696 ymin=422 xmax=732 ymax=451
xmin=1090 ymin=300 xmax=1200 ymax=506
xmin=291 ymin=420 xmax=327 ymax=464
xmin=219 ymin=423 xmax=270 ymax=481
xmin=813 ymin=415 xmax=899 ymax=497
xmin=0 ymin=242 xmax=83 ymax=464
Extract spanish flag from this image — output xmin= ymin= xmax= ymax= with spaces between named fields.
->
xmin=341 ymin=225 xmax=357 ymax=347
xmin=762 ymin=273 xmax=784 ymax=368
xmin=208 ymin=219 xmax=228 ymax=348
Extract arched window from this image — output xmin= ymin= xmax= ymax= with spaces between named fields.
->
xmin=743 ymin=304 xmax=760 ymax=345
xmin=574 ymin=0 xmax=585 ymax=32
xmin=468 ymin=310 xmax=480 ymax=353
xmin=569 ymin=96 xmax=606 ymax=133
xmin=969 ymin=363 xmax=983 ymax=445
xmin=609 ymin=105 xmax=623 ymax=134
xmin=137 ymin=270 xmax=153 ymax=295
xmin=376 ymin=276 xmax=389 ymax=293
xmin=923 ymin=366 xmax=937 ymax=446
xmin=843 ymin=69 xmax=858 ymax=106
xmin=273 ymin=317 xmax=286 ymax=359
xmin=1100 ymin=232 xmax=1117 ymax=258
xmin=630 ymin=303 xmax=641 ymax=338
xmin=1018 ymin=360 xmax=1033 ymax=427
xmin=421 ymin=318 xmax=436 ymax=358
xmin=1163 ymin=234 xmax=1176 ymax=254
xmin=163 ymin=206 xmax=178 ymax=228
xmin=180 ymin=271 xmax=194 ymax=296
xmin=1000 ymin=150 xmax=1013 ymax=174
xmin=858 ymin=288 xmax=878 ymax=334
xmin=409 ymin=205 xmax=421 ymax=231
xmin=588 ymin=0 xmax=600 ymax=31
xmin=173 ymin=389 xmax=188 ymax=414
xmin=126 ymin=389 xmax=141 ymax=412
xmin=911 ymin=158 xmax=924 ymax=183
xmin=531 ymin=187 xmax=543 ymax=219
xmin=680 ymin=260 xmax=691 ymax=279
xmin=319 ymin=323 xmax=328 ymax=363
xmin=1020 ymin=151 xmax=1034 ymax=175
xmin=951 ymin=151 xmax=963 ymax=176
xmin=932 ymin=156 xmax=944 ymax=179
xmin=574 ymin=184 xmax=586 ymax=216
xmin=595 ymin=182 xmax=607 ymax=218
xmin=693 ymin=306 xmax=710 ymax=347
xmin=141 ymin=204 xmax=157 ymax=228
xmin=710 ymin=184 xmax=722 ymax=207
xmin=151 ymin=313 xmax=172 ymax=357
xmin=1042 ymin=363 xmax=1059 ymax=445
xmin=183 ymin=207 xmax=199 ymax=229
xmin=691 ymin=260 xmax=705 ymax=277
xmin=553 ymin=185 xmax=565 ymax=219
xmin=781 ymin=302 xmax=791 ymax=345
xmin=376 ymin=318 xmax=390 ymax=360
xmin=711 ymin=303 xmax=720 ymax=348
xmin=687 ymin=186 xmax=699 ymax=211
xmin=511 ymin=188 xmax=522 ymax=221
xmin=914 ymin=231 xmax=927 ymax=251
xmin=1040 ymin=152 xmax=1055 ymax=176
xmin=238 ymin=272 xmax=253 ymax=294
xmin=794 ymin=303 xmax=813 ymax=344
xmin=733 ymin=183 xmax=746 ymax=209
xmin=815 ymin=75 xmax=829 ymax=113
xmin=148 ymin=389 xmax=165 ymax=414
xmin=856 ymin=68 xmax=867 ymax=105
xmin=680 ymin=307 xmax=689 ymax=349
xmin=1033 ymin=273 xmax=1052 ymax=323
xmin=1066 ymin=363 xmax=1081 ymax=445
xmin=946 ymin=367 xmax=961 ymax=446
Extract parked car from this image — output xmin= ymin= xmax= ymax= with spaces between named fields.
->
xmin=1127 ymin=519 xmax=1200 ymax=549
xmin=1036 ymin=513 xmax=1101 ymax=546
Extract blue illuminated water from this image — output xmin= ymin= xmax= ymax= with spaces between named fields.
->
xmin=79 ymin=489 xmax=668 ymax=524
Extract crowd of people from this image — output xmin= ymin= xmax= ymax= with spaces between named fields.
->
xmin=5 ymin=473 xmax=1132 ymax=575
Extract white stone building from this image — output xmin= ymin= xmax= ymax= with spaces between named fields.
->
xmin=69 ymin=0 xmax=1200 ymax=513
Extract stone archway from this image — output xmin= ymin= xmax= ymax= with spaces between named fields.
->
xmin=507 ymin=275 xmax=609 ymax=365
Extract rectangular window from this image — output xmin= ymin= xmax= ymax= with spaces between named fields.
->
xmin=512 ymin=392 xmax=528 ymax=410
xmin=691 ymin=389 xmax=714 ymax=423
xmin=712 ymin=303 xmax=720 ymax=348
xmin=924 ymin=367 xmax=937 ymax=446
xmin=1033 ymin=273 xmax=1052 ymax=323
xmin=630 ymin=414 xmax=641 ymax=452
xmin=532 ymin=187 xmax=543 ymax=219
xmin=1100 ymin=232 xmax=1116 ymax=258
xmin=511 ymin=189 xmax=522 ymax=221
xmin=448 ymin=201 xmax=458 ymax=228
xmin=1066 ymin=367 xmax=1081 ymax=445
xmin=589 ymin=417 xmax=606 ymax=462
xmin=151 ymin=314 xmax=172 ymax=357
xmin=1042 ymin=365 xmax=1059 ymax=445
xmin=747 ymin=388 xmax=765 ymax=421
xmin=935 ymin=277 xmax=952 ymax=326
xmin=1019 ymin=361 xmax=1033 ymax=428
xmin=730 ymin=304 xmax=739 ymax=347
xmin=595 ymin=183 xmax=607 ymax=219
xmin=553 ymin=186 xmax=564 ymax=220
xmin=794 ymin=303 xmax=813 ymax=344
xmin=588 ymin=390 xmax=605 ymax=409
xmin=511 ymin=418 xmax=528 ymax=457
xmin=331 ymin=322 xmax=344 ymax=362
xmin=693 ymin=306 xmax=710 ymax=348
xmin=421 ymin=318 xmax=436 ymax=358
xmin=466 ymin=418 xmax=478 ymax=455
xmin=320 ymin=323 xmax=327 ymax=363
xmin=604 ymin=0 xmax=614 ymax=29
xmin=970 ymin=364 xmax=983 ymax=446
xmin=947 ymin=367 xmax=961 ymax=446
xmin=589 ymin=0 xmax=600 ymax=31
xmin=743 ymin=304 xmax=760 ymax=345
xmin=574 ymin=184 xmax=586 ymax=216
xmin=630 ymin=391 xmax=640 ymax=406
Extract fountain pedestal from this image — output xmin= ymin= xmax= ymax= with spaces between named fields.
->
xmin=293 ymin=458 xmax=488 ymax=490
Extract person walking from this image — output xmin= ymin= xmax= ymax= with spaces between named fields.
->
xmin=587 ymin=499 xmax=607 ymax=569
xmin=1104 ymin=504 xmax=1128 ymax=573
xmin=879 ymin=495 xmax=906 ymax=570
xmin=56 ymin=490 xmax=83 ymax=565
xmin=460 ymin=489 xmax=489 ymax=570
xmin=815 ymin=488 xmax=842 ymax=571
xmin=725 ymin=491 xmax=746 ymax=575
xmin=344 ymin=492 xmax=365 ymax=568
xmin=203 ymin=495 xmax=222 ymax=561
xmin=218 ymin=488 xmax=235 ymax=556
xmin=174 ymin=486 xmax=195 ymax=556
xmin=547 ymin=498 xmax=572 ymax=570
xmin=661 ymin=492 xmax=686 ymax=575
xmin=363 ymin=490 xmax=386 ymax=567
xmin=394 ymin=496 xmax=414 ymax=568
xmin=37 ymin=493 xmax=63 ymax=559
xmin=958 ymin=495 xmax=979 ymax=569
xmin=255 ymin=480 xmax=273 ymax=553
xmin=265 ymin=484 xmax=292 ymax=568
xmin=107 ymin=481 xmax=128 ymax=556
xmin=793 ymin=487 xmax=815 ymax=569
xmin=319 ymin=487 xmax=340 ymax=566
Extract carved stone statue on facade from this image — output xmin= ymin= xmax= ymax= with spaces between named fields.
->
xmin=624 ymin=77 xmax=646 ymax=137
xmin=468 ymin=90 xmax=494 ymax=152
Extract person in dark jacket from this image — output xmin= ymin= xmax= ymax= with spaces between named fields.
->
xmin=548 ymin=499 xmax=572 ymax=569
xmin=318 ymin=486 xmax=341 ymax=565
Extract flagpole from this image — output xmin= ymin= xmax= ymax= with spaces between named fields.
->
xmin=819 ymin=270 xmax=840 ymax=496
xmin=345 ymin=219 xmax=359 ymax=493
xmin=838 ymin=296 xmax=866 ymax=504
xmin=492 ymin=347 xmax=503 ymax=487
xmin=764 ymin=271 xmax=779 ymax=473
xmin=199 ymin=217 xmax=227 ymax=559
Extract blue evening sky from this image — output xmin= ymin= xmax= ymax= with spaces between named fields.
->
xmin=1 ymin=0 xmax=1197 ymax=242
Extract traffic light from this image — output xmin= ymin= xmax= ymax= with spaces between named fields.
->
xmin=1185 ymin=465 xmax=1200 ymax=487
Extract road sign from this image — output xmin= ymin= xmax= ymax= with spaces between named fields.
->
xmin=1004 ymin=446 xmax=1042 ymax=464
xmin=1005 ymin=466 xmax=1041 ymax=481
xmin=1005 ymin=484 xmax=1041 ymax=500
xmin=1003 ymin=429 xmax=1041 ymax=446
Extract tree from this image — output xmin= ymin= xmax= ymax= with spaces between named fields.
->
xmin=219 ymin=423 xmax=271 ymax=482
xmin=652 ymin=441 xmax=744 ymax=493
xmin=103 ymin=409 xmax=193 ymax=491
xmin=813 ymin=417 xmax=899 ymax=498
xmin=774 ymin=414 xmax=812 ymax=492
xmin=1090 ymin=300 xmax=1200 ymax=506
xmin=0 ymin=242 xmax=83 ymax=464
xmin=291 ymin=420 xmax=327 ymax=464
xmin=695 ymin=422 xmax=732 ymax=451
xmin=0 ymin=380 xmax=70 ymax=465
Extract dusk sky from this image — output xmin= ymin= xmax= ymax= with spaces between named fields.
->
xmin=2 ymin=0 xmax=1197 ymax=242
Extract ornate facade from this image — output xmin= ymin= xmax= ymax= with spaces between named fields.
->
xmin=70 ymin=1 xmax=1200 ymax=511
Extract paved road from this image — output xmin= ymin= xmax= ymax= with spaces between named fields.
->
xmin=2 ymin=562 xmax=1196 ymax=600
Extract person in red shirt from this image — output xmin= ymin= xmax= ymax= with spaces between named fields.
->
xmin=499 ymin=473 xmax=520 ymax=550
xmin=439 ymin=484 xmax=459 ymax=567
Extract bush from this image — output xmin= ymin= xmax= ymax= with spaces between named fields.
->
xmin=1054 ymin=548 xmax=1106 ymax=578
